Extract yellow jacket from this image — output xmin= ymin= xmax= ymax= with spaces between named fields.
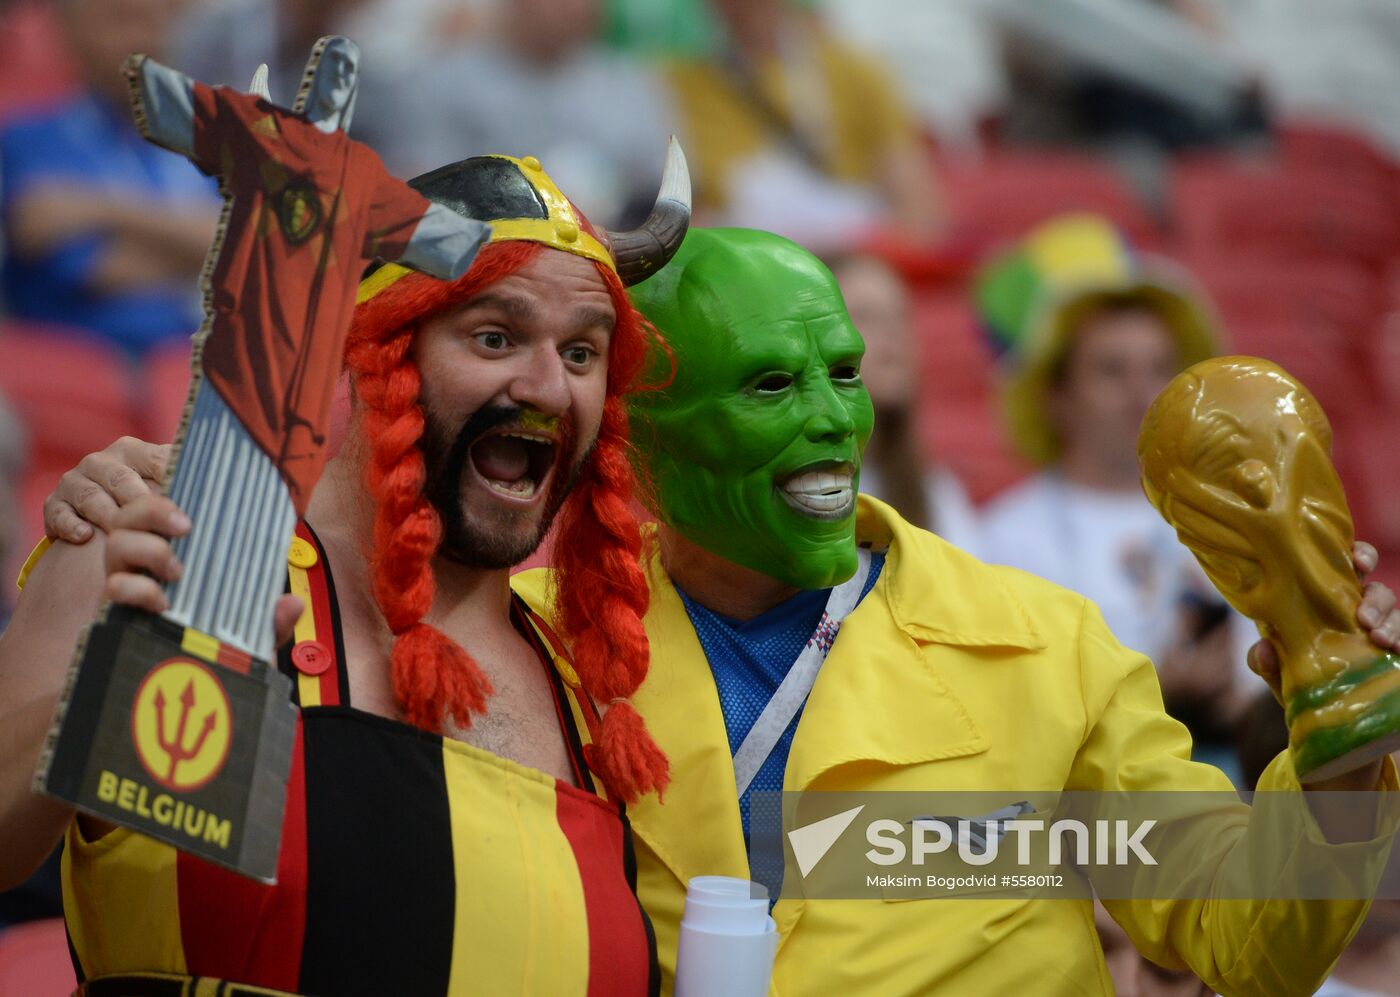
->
xmin=513 ymin=496 xmax=1397 ymax=996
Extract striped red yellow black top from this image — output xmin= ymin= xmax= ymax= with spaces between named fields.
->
xmin=62 ymin=523 xmax=659 ymax=996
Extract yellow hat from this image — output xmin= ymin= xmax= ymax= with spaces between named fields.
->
xmin=975 ymin=214 xmax=1222 ymax=465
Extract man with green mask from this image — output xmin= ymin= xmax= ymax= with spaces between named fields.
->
xmin=521 ymin=227 xmax=1400 ymax=995
xmin=44 ymin=227 xmax=1400 ymax=995
xmin=617 ymin=227 xmax=885 ymax=890
xmin=632 ymin=226 xmax=875 ymax=593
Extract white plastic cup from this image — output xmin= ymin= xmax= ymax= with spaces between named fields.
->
xmin=674 ymin=876 xmax=778 ymax=997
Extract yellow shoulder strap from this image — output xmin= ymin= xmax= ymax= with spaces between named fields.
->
xmin=16 ymin=536 xmax=53 ymax=592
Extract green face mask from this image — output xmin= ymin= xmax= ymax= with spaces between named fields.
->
xmin=628 ymin=228 xmax=874 ymax=590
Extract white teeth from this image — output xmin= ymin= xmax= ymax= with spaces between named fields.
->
xmin=499 ymin=431 xmax=552 ymax=443
xmin=782 ymin=470 xmax=853 ymax=496
xmin=783 ymin=488 xmax=853 ymax=512
xmin=779 ymin=468 xmax=854 ymax=516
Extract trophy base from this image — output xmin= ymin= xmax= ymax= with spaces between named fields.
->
xmin=35 ymin=603 xmax=296 ymax=882
xmin=1291 ymin=652 xmax=1400 ymax=784
xmin=1299 ymin=731 xmax=1400 ymax=784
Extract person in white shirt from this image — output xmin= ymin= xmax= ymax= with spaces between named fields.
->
xmin=357 ymin=0 xmax=676 ymax=229
xmin=977 ymin=215 xmax=1255 ymax=765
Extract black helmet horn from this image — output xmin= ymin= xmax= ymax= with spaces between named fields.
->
xmin=605 ymin=138 xmax=691 ymax=287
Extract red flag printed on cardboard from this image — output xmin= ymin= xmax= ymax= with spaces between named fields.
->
xmin=35 ymin=38 xmax=490 ymax=881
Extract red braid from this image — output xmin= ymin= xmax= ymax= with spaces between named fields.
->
xmin=551 ymin=263 xmax=670 ymax=802
xmin=345 ymin=242 xmax=670 ymax=802
xmin=344 ymin=241 xmax=544 ymax=732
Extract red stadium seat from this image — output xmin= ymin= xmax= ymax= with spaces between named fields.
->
xmin=913 ymin=290 xmax=992 ymax=409
xmin=1182 ymin=255 xmax=1382 ymax=420
xmin=1179 ymin=255 xmax=1397 ymax=588
xmin=140 ymin=339 xmax=197 ymax=442
xmin=1344 ymin=414 xmax=1400 ymax=556
xmin=1277 ymin=122 xmax=1400 ymax=206
xmin=1170 ymin=155 xmax=1400 ymax=271
xmin=929 ymin=400 xmax=1031 ymax=506
xmin=910 ymin=289 xmax=1030 ymax=502
xmin=0 ymin=918 xmax=77 ymax=996
xmin=0 ymin=324 xmax=138 ymax=463
xmin=0 ymin=323 xmax=140 ymax=545
xmin=942 ymin=152 xmax=1161 ymax=252
xmin=1375 ymin=309 xmax=1400 ymax=410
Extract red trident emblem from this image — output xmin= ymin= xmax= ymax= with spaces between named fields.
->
xmin=132 ymin=659 xmax=233 ymax=792
xmin=153 ymin=680 xmax=218 ymax=784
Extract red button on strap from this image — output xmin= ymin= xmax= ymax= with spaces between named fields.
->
xmin=291 ymin=640 xmax=331 ymax=676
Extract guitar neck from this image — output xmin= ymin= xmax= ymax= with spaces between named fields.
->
xmin=163 ymin=381 xmax=296 ymax=662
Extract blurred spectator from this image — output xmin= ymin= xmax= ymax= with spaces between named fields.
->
xmin=602 ymin=0 xmax=718 ymax=57
xmin=663 ymin=0 xmax=942 ymax=247
xmin=0 ymin=0 xmax=219 ymax=356
xmin=829 ymin=252 xmax=979 ymax=549
xmin=821 ymin=0 xmax=1009 ymax=156
xmin=172 ymin=0 xmax=363 ymax=109
xmin=1223 ymin=0 xmax=1400 ymax=159
xmin=357 ymin=0 xmax=674 ymax=228
xmin=339 ymin=0 xmax=493 ymax=82
xmin=975 ymin=215 xmax=1255 ymax=764
xmin=0 ymin=0 xmax=79 ymax=125
xmin=174 ymin=0 xmax=496 ymax=120
xmin=1234 ymin=689 xmax=1288 ymax=792
xmin=993 ymin=0 xmax=1261 ymax=153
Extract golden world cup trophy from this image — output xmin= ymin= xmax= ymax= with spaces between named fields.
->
xmin=1138 ymin=357 xmax=1400 ymax=782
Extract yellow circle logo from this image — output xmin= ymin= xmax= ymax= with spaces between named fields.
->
xmin=131 ymin=659 xmax=233 ymax=792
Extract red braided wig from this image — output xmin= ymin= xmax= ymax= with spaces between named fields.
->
xmin=551 ymin=261 xmax=670 ymax=802
xmin=345 ymin=240 xmax=669 ymax=802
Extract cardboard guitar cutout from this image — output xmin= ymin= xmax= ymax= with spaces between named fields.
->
xmin=34 ymin=37 xmax=490 ymax=881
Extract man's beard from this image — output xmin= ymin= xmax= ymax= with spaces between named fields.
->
xmin=421 ymin=403 xmax=589 ymax=569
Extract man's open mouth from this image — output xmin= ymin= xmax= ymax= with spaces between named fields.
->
xmin=468 ymin=428 xmax=559 ymax=502
xmin=778 ymin=462 xmax=855 ymax=519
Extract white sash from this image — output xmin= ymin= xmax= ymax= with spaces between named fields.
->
xmin=732 ymin=547 xmax=874 ymax=798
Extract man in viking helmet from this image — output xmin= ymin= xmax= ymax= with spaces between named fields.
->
xmin=0 ymin=143 xmax=693 ymax=994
